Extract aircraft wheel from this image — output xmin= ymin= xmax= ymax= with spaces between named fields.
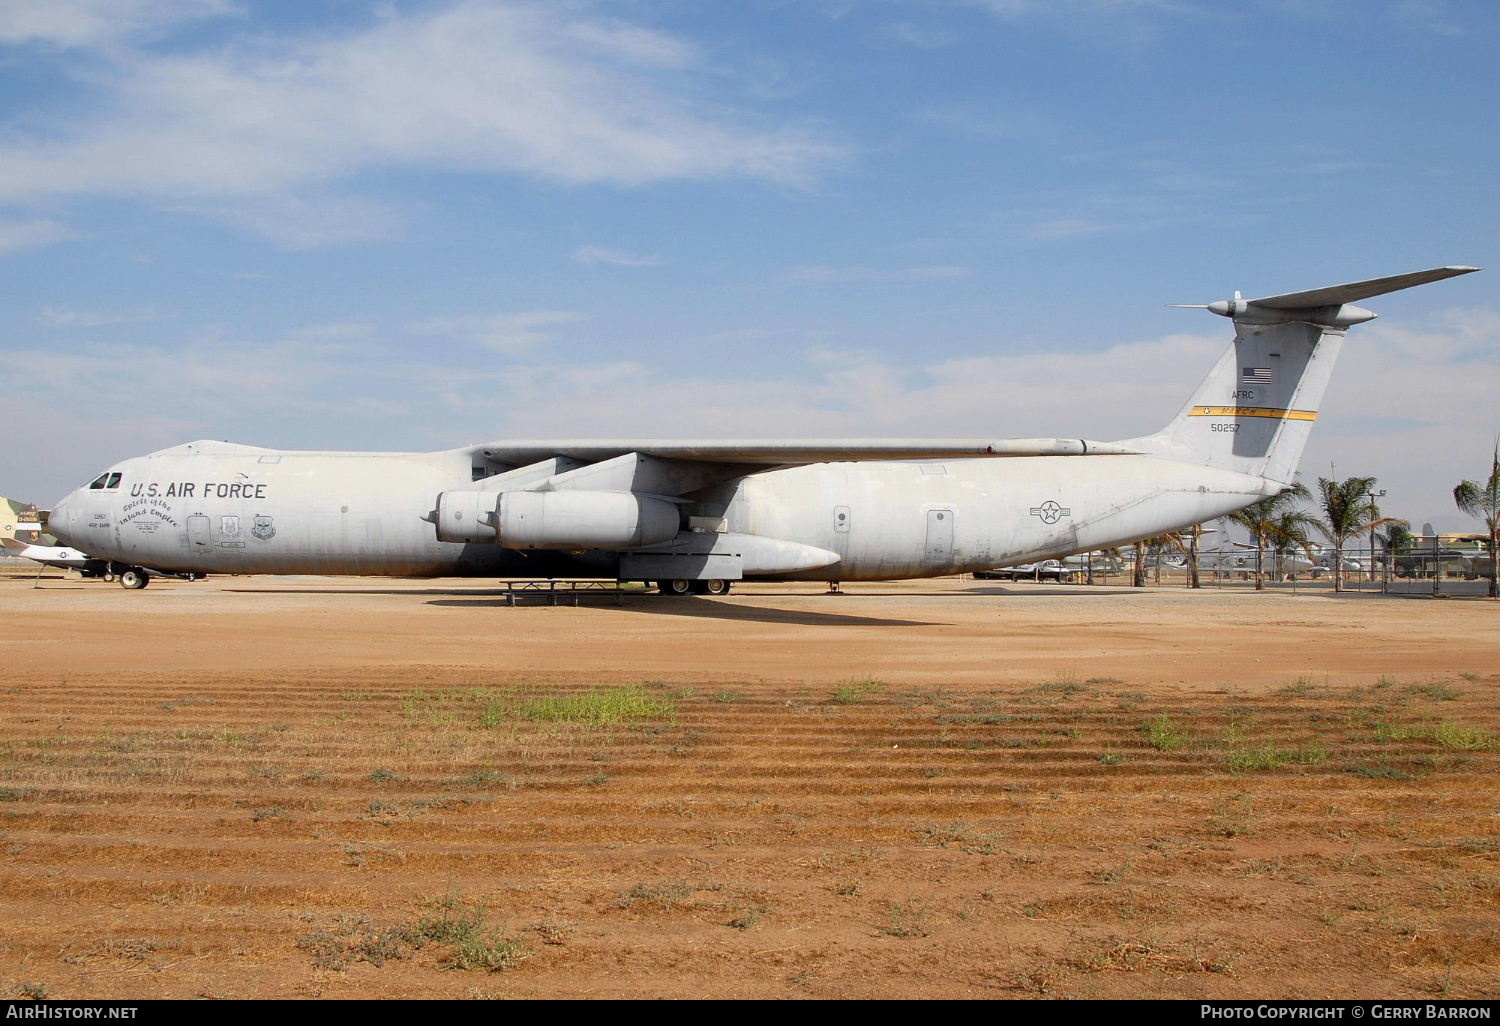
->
xmin=702 ymin=579 xmax=731 ymax=596
xmin=119 ymin=568 xmax=150 ymax=590
xmin=102 ymin=572 xmax=116 ymax=583
xmin=657 ymin=578 xmax=693 ymax=597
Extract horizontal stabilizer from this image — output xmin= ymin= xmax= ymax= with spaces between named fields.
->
xmin=1250 ymin=266 xmax=1479 ymax=310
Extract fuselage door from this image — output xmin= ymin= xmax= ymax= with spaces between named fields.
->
xmin=925 ymin=508 xmax=954 ymax=565
xmin=187 ymin=514 xmax=212 ymax=551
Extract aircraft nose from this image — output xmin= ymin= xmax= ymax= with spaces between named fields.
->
xmin=48 ymin=495 xmax=75 ymax=545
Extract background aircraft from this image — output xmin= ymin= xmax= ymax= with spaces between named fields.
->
xmin=2 ymin=496 xmax=52 ymax=546
xmin=45 ymin=267 xmax=1478 ymax=592
xmin=1 ymin=536 xmax=108 ymax=577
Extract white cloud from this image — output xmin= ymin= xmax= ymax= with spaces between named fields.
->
xmin=1391 ymin=0 xmax=1464 ymax=36
xmin=790 ymin=264 xmax=974 ymax=283
xmin=417 ymin=330 xmax=1224 ymax=443
xmin=912 ymin=105 xmax=1054 ymax=141
xmin=873 ymin=21 xmax=961 ymax=49
xmin=413 ymin=310 xmax=588 ymax=354
xmin=571 ymin=244 xmax=665 ymax=267
xmin=1356 ymin=306 xmax=1497 ymax=364
xmin=0 ymin=1 xmax=843 ymax=237
xmin=0 ymin=218 xmax=74 ymax=254
xmin=1027 ymin=218 xmax=1115 ymax=241
xmin=172 ymin=193 xmax=405 ymax=249
xmin=288 ymin=321 xmax=375 ymax=343
xmin=0 ymin=0 xmax=236 ymax=49
xmin=960 ymin=0 xmax=1182 ymax=17
xmin=3 ymin=333 xmax=355 ymax=422
xmin=37 ymin=306 xmax=164 ymax=328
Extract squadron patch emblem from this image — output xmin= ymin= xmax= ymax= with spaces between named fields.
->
xmin=252 ymin=515 xmax=276 ymax=541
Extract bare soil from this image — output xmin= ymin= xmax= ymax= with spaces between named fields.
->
xmin=0 ymin=574 xmax=1495 ymax=1000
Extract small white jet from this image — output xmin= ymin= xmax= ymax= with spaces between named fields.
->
xmin=1 ymin=536 xmax=108 ymax=576
xmin=46 ymin=266 xmax=1478 ymax=592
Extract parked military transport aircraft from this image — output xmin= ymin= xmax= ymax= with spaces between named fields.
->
xmin=46 ymin=266 xmax=1478 ymax=592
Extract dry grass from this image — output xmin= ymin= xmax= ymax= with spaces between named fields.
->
xmin=0 ymin=665 xmax=1494 ymax=999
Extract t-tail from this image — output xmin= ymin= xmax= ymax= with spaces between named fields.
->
xmin=1122 ymin=266 xmax=1479 ymax=486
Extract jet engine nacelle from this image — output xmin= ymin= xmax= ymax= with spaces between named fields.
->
xmin=433 ymin=489 xmax=499 ymax=543
xmin=495 ymin=490 xmax=680 ymax=550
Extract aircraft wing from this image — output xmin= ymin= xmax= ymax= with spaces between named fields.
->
xmin=438 ymin=437 xmax=1145 ymax=544
xmin=471 ymin=437 xmax=1139 ymax=466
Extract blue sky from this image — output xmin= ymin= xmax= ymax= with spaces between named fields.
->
xmin=2 ymin=0 xmax=1496 ymax=531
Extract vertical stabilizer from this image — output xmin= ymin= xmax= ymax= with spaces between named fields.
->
xmin=1122 ymin=266 xmax=1478 ymax=486
xmin=2 ymin=497 xmax=53 ymax=547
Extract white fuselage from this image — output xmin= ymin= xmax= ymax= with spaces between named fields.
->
xmin=48 ymin=446 xmax=1276 ymax=581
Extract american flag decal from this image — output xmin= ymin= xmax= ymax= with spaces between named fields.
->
xmin=1241 ymin=366 xmax=1272 ymax=385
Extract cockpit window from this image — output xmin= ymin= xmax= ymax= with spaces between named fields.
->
xmin=88 ymin=473 xmax=109 ymax=490
xmin=87 ymin=472 xmax=123 ymax=490
xmin=106 ymin=472 xmax=122 ymax=489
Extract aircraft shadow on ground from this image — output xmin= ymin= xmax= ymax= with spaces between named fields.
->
xmin=228 ymin=587 xmax=515 ymax=597
xmin=961 ymin=585 xmax=1152 ymax=597
xmin=425 ymin=596 xmax=939 ymax=627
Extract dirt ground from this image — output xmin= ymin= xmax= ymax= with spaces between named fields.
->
xmin=0 ymin=572 xmax=1495 ymax=1000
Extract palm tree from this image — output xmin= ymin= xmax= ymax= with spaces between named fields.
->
xmin=1147 ymin=525 xmax=1210 ymax=587
xmin=1453 ymin=447 xmax=1500 ymax=598
xmin=1376 ymin=523 xmax=1414 ymax=593
xmin=1183 ymin=522 xmax=1212 ymax=588
xmin=1314 ymin=476 xmax=1405 ymax=593
xmin=1226 ymin=484 xmax=1314 ymax=590
xmin=1145 ymin=534 xmax=1175 ymax=586
xmin=1266 ymin=509 xmax=1318 ymax=583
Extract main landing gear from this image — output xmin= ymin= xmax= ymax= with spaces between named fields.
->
xmin=656 ymin=579 xmax=731 ymax=596
xmin=118 ymin=567 xmax=150 ymax=590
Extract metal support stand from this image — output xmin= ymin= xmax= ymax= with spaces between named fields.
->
xmin=500 ymin=580 xmax=629 ymax=606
